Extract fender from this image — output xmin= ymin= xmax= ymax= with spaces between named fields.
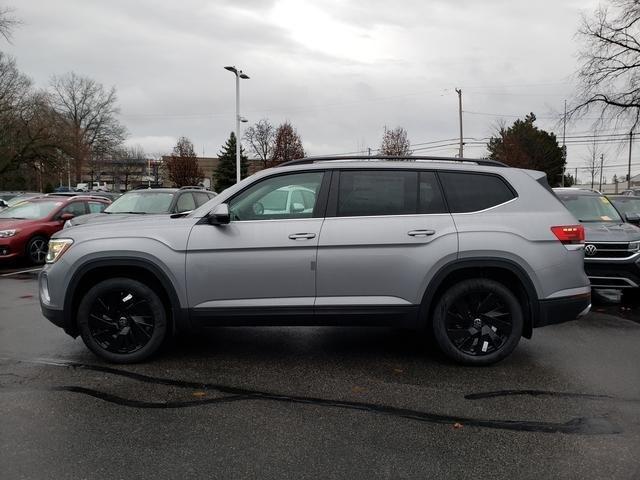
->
xmin=63 ymin=257 xmax=188 ymax=335
xmin=420 ymin=258 xmax=540 ymax=338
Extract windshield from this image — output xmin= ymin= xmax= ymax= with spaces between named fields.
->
xmin=105 ymin=191 xmax=174 ymax=214
xmin=608 ymin=197 xmax=640 ymax=216
xmin=0 ymin=200 xmax=62 ymax=220
xmin=557 ymin=193 xmax=622 ymax=222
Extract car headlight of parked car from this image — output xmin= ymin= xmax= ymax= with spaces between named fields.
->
xmin=0 ymin=229 xmax=18 ymax=238
xmin=629 ymin=241 xmax=640 ymax=252
xmin=46 ymin=238 xmax=74 ymax=264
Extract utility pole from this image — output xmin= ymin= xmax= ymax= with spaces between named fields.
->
xmin=628 ymin=130 xmax=634 ymax=189
xmin=455 ymin=88 xmax=463 ymax=158
xmin=561 ymin=100 xmax=567 ymax=187
xmin=599 ymin=153 xmax=604 ymax=191
xmin=224 ymin=66 xmax=250 ymax=184
xmin=575 ymin=167 xmax=578 ymax=186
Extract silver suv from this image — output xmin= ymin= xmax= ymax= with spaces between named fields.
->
xmin=39 ymin=156 xmax=591 ymax=365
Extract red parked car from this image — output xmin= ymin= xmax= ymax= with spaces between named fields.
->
xmin=0 ymin=195 xmax=110 ymax=265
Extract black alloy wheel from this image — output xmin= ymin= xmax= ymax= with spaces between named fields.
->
xmin=77 ymin=278 xmax=167 ymax=363
xmin=432 ymin=279 xmax=523 ymax=365
xmin=26 ymin=236 xmax=48 ymax=265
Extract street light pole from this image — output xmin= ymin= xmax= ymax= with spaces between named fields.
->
xmin=224 ymin=66 xmax=250 ymax=184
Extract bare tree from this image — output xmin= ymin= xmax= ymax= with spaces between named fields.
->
xmin=49 ymin=72 xmax=126 ymax=183
xmin=584 ymin=139 xmax=603 ymax=189
xmin=164 ymin=136 xmax=204 ymax=187
xmin=571 ymin=0 xmax=640 ymax=127
xmin=271 ymin=121 xmax=305 ymax=165
xmin=244 ymin=118 xmax=275 ymax=168
xmin=0 ymin=54 xmax=59 ymax=178
xmin=379 ymin=126 xmax=411 ymax=156
xmin=112 ymin=145 xmax=145 ymax=191
xmin=0 ymin=7 xmax=20 ymax=43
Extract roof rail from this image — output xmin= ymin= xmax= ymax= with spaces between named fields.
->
xmin=276 ymin=155 xmax=508 ymax=168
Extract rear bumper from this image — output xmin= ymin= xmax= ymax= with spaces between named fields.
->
xmin=535 ymin=293 xmax=591 ymax=328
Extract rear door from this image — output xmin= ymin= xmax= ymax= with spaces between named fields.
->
xmin=315 ymin=169 xmax=458 ymax=308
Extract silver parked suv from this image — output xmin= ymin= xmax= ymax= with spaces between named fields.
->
xmin=39 ymin=156 xmax=591 ymax=365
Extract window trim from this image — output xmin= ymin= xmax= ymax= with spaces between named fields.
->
xmin=436 ymin=170 xmax=518 ymax=214
xmin=222 ymin=169 xmax=330 ymax=222
xmin=326 ymin=169 xmax=448 ymax=218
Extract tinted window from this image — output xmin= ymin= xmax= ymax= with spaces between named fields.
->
xmin=419 ymin=172 xmax=447 ymax=214
xmin=229 ymin=171 xmax=324 ymax=221
xmin=439 ymin=172 xmax=515 ymax=213
xmin=338 ymin=170 xmax=417 ymax=217
xmin=176 ymin=193 xmax=196 ymax=212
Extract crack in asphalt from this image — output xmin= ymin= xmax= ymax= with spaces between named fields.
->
xmin=0 ymin=357 xmax=624 ymax=435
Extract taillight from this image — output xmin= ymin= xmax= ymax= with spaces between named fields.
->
xmin=551 ymin=225 xmax=585 ymax=244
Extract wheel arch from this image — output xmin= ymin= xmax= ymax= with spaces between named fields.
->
xmin=420 ymin=258 xmax=540 ymax=339
xmin=63 ymin=257 xmax=188 ymax=337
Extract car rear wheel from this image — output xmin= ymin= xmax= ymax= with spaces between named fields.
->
xmin=77 ymin=278 xmax=168 ymax=363
xmin=431 ymin=279 xmax=523 ymax=365
xmin=26 ymin=236 xmax=48 ymax=265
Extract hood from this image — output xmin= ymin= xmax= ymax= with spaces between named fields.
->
xmin=69 ymin=212 xmax=155 ymax=227
xmin=0 ymin=218 xmax=36 ymax=230
xmin=582 ymin=221 xmax=640 ymax=242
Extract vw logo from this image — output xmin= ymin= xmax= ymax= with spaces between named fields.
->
xmin=585 ymin=244 xmax=597 ymax=256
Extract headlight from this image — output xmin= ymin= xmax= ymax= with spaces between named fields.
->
xmin=629 ymin=241 xmax=640 ymax=252
xmin=0 ymin=229 xmax=17 ymax=238
xmin=46 ymin=238 xmax=73 ymax=264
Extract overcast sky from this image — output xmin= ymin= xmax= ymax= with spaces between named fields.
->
xmin=8 ymin=0 xmax=635 ymax=184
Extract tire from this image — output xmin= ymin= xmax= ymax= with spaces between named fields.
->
xmin=26 ymin=236 xmax=48 ymax=265
xmin=77 ymin=278 xmax=168 ymax=363
xmin=431 ymin=279 xmax=523 ymax=365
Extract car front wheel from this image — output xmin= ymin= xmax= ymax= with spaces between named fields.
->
xmin=431 ymin=279 xmax=523 ymax=365
xmin=77 ymin=278 xmax=168 ymax=363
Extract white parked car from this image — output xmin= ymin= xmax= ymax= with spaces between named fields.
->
xmin=75 ymin=182 xmax=110 ymax=192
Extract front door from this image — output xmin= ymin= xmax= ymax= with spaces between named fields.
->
xmin=186 ymin=171 xmax=327 ymax=322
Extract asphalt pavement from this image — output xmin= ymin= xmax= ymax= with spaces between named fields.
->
xmin=1 ymin=269 xmax=639 ymax=479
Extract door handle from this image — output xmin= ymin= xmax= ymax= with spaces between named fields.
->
xmin=288 ymin=233 xmax=316 ymax=240
xmin=407 ymin=229 xmax=436 ymax=237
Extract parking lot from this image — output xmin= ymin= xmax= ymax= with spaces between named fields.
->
xmin=0 ymin=266 xmax=638 ymax=479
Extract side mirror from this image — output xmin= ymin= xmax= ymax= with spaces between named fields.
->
xmin=625 ymin=212 xmax=640 ymax=224
xmin=291 ymin=202 xmax=305 ymax=213
xmin=208 ymin=204 xmax=230 ymax=225
xmin=59 ymin=213 xmax=74 ymax=221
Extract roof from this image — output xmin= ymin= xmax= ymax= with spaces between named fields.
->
xmin=277 ymin=155 xmax=507 ymax=168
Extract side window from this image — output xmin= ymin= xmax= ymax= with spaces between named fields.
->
xmin=194 ymin=192 xmax=211 ymax=207
xmin=228 ymin=172 xmax=324 ymax=221
xmin=60 ymin=201 xmax=87 ymax=217
xmin=88 ymin=201 xmax=107 ymax=213
xmin=176 ymin=193 xmax=196 ymax=212
xmin=438 ymin=172 xmax=516 ymax=213
xmin=337 ymin=170 xmax=417 ymax=217
xmin=419 ymin=172 xmax=447 ymax=214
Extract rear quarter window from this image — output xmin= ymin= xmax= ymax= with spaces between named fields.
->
xmin=439 ymin=172 xmax=516 ymax=213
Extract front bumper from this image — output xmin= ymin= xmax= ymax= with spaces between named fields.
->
xmin=585 ymin=260 xmax=640 ymax=288
xmin=39 ymin=269 xmax=77 ymax=337
xmin=535 ymin=293 xmax=591 ymax=328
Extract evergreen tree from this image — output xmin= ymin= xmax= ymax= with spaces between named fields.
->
xmin=215 ymin=132 xmax=248 ymax=192
xmin=487 ymin=113 xmax=565 ymax=186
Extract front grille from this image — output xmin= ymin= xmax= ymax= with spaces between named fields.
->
xmin=584 ymin=242 xmax=635 ymax=259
